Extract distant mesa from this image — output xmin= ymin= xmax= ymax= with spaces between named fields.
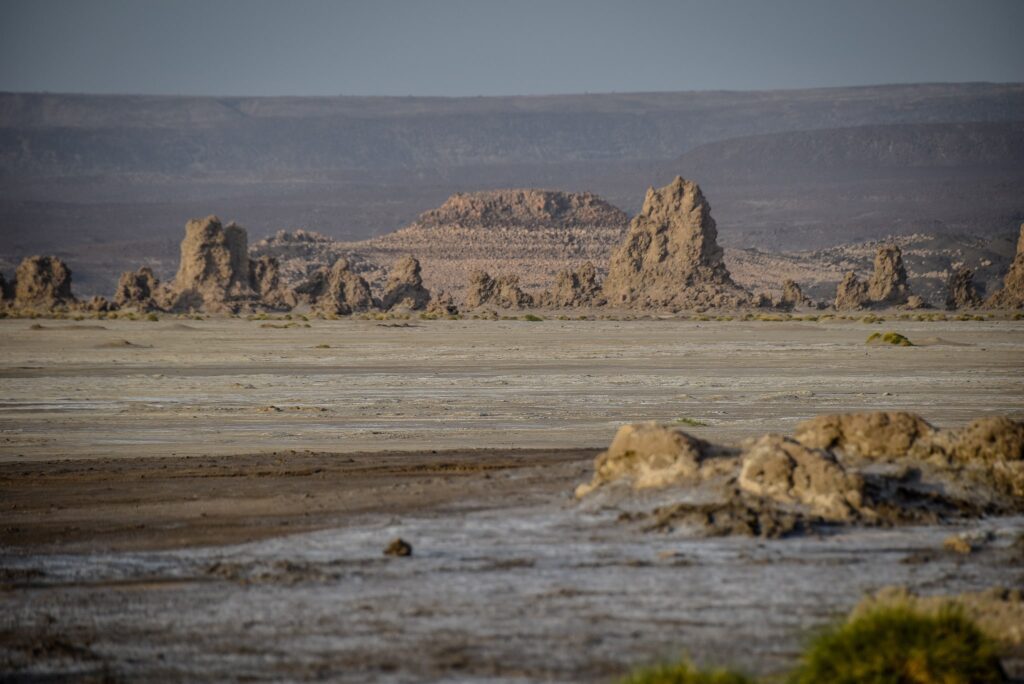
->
xmin=414 ymin=189 xmax=629 ymax=231
xmin=601 ymin=176 xmax=750 ymax=310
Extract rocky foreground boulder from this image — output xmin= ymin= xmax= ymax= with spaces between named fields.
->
xmin=13 ymin=256 xmax=75 ymax=309
xmin=986 ymin=224 xmax=1024 ymax=308
xmin=602 ymin=177 xmax=749 ymax=310
xmin=465 ymin=270 xmax=534 ymax=309
xmin=380 ymin=256 xmax=431 ymax=311
xmin=576 ymin=412 xmax=1024 ymax=537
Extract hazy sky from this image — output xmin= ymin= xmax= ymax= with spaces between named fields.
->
xmin=1 ymin=0 xmax=1022 ymax=97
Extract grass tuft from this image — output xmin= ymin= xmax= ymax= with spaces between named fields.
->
xmin=866 ymin=331 xmax=913 ymax=346
xmin=788 ymin=605 xmax=1006 ymax=684
xmin=621 ymin=660 xmax=754 ymax=684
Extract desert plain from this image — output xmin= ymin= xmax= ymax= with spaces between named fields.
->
xmin=1 ymin=315 xmax=1023 ymax=681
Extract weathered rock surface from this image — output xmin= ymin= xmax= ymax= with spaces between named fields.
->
xmin=986 ymin=224 xmax=1024 ymax=308
xmin=465 ymin=270 xmax=534 ymax=309
xmin=578 ymin=412 xmax=1024 ymax=538
xmin=14 ymin=256 xmax=74 ymax=308
xmin=779 ymin=279 xmax=812 ymax=310
xmin=794 ymin=411 xmax=938 ymax=460
xmin=114 ymin=266 xmax=160 ymax=310
xmin=537 ymin=261 xmax=603 ymax=308
xmin=602 ymin=177 xmax=749 ymax=309
xmin=165 ymin=216 xmax=257 ymax=312
xmin=945 ymin=267 xmax=983 ymax=309
xmin=867 ymin=244 xmax=911 ymax=305
xmin=834 ymin=271 xmax=870 ymax=310
xmin=380 ymin=256 xmax=431 ymax=311
xmin=250 ymin=229 xmax=381 ymax=290
xmin=296 ymin=258 xmax=375 ymax=315
xmin=426 ymin=290 xmax=459 ymax=316
xmin=575 ymin=423 xmax=718 ymax=498
xmin=248 ymin=255 xmax=294 ymax=309
xmin=738 ymin=434 xmax=865 ymax=521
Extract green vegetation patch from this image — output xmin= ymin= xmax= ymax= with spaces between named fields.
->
xmin=866 ymin=331 xmax=913 ymax=346
xmin=789 ymin=605 xmax=1006 ymax=684
xmin=621 ymin=660 xmax=754 ymax=684
xmin=521 ymin=313 xmax=544 ymax=321
xmin=675 ymin=417 xmax=708 ymax=427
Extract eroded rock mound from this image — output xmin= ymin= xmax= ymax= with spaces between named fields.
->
xmin=380 ymin=256 xmax=431 ymax=311
xmin=248 ymin=256 xmax=294 ymax=310
xmin=465 ymin=270 xmax=533 ymax=309
xmin=834 ymin=271 xmax=870 ymax=310
xmin=575 ymin=423 xmax=717 ymax=497
xmin=14 ymin=256 xmax=74 ymax=308
xmin=946 ymin=266 xmax=983 ymax=309
xmin=537 ymin=261 xmax=603 ymax=308
xmin=114 ymin=266 xmax=160 ymax=310
xmin=794 ymin=411 xmax=938 ymax=460
xmin=166 ymin=216 xmax=256 ymax=312
xmin=296 ymin=258 xmax=375 ymax=315
xmin=779 ymin=279 xmax=812 ymax=310
xmin=986 ymin=224 xmax=1024 ymax=308
xmin=577 ymin=412 xmax=1024 ymax=538
xmin=867 ymin=244 xmax=910 ymax=306
xmin=738 ymin=434 xmax=865 ymax=521
xmin=426 ymin=290 xmax=459 ymax=316
xmin=602 ymin=177 xmax=749 ymax=309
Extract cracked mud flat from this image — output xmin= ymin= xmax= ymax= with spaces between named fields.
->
xmin=1 ymin=318 xmax=1023 ymax=681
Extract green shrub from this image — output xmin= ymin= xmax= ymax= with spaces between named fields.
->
xmin=146 ymin=312 xmax=159 ymax=322
xmin=675 ymin=417 xmax=708 ymax=427
xmin=789 ymin=605 xmax=1006 ymax=684
xmin=521 ymin=313 xmax=544 ymax=322
xmin=866 ymin=331 xmax=913 ymax=346
xmin=621 ymin=660 xmax=754 ymax=684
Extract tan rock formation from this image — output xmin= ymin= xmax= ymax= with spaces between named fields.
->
xmin=794 ymin=411 xmax=938 ymax=460
xmin=248 ymin=255 xmax=294 ymax=309
xmin=465 ymin=270 xmax=533 ymax=309
xmin=945 ymin=266 xmax=983 ymax=309
xmin=985 ymin=224 xmax=1024 ymax=308
xmin=14 ymin=256 xmax=74 ymax=308
xmin=577 ymin=413 xmax=1024 ymax=537
xmin=165 ymin=216 xmax=257 ymax=312
xmin=738 ymin=434 xmax=865 ymax=521
xmin=867 ymin=244 xmax=911 ymax=305
xmin=834 ymin=271 xmax=870 ymax=310
xmin=114 ymin=266 xmax=160 ymax=310
xmin=296 ymin=258 xmax=375 ymax=315
xmin=602 ymin=177 xmax=749 ymax=309
xmin=574 ymin=423 xmax=717 ymax=497
xmin=779 ymin=279 xmax=812 ymax=310
xmin=537 ymin=261 xmax=603 ymax=307
xmin=426 ymin=290 xmax=459 ymax=316
xmin=380 ymin=256 xmax=431 ymax=311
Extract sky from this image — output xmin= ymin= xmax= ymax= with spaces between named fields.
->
xmin=0 ymin=0 xmax=1022 ymax=97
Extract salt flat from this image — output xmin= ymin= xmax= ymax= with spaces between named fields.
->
xmin=1 ymin=317 xmax=1022 ymax=461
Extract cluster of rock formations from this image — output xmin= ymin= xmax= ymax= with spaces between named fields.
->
xmin=0 ymin=216 xmax=439 ymax=316
xmin=3 ymin=187 xmax=1022 ymax=316
xmin=576 ymin=411 xmax=1024 ymax=538
xmin=833 ymin=243 xmax=927 ymax=310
